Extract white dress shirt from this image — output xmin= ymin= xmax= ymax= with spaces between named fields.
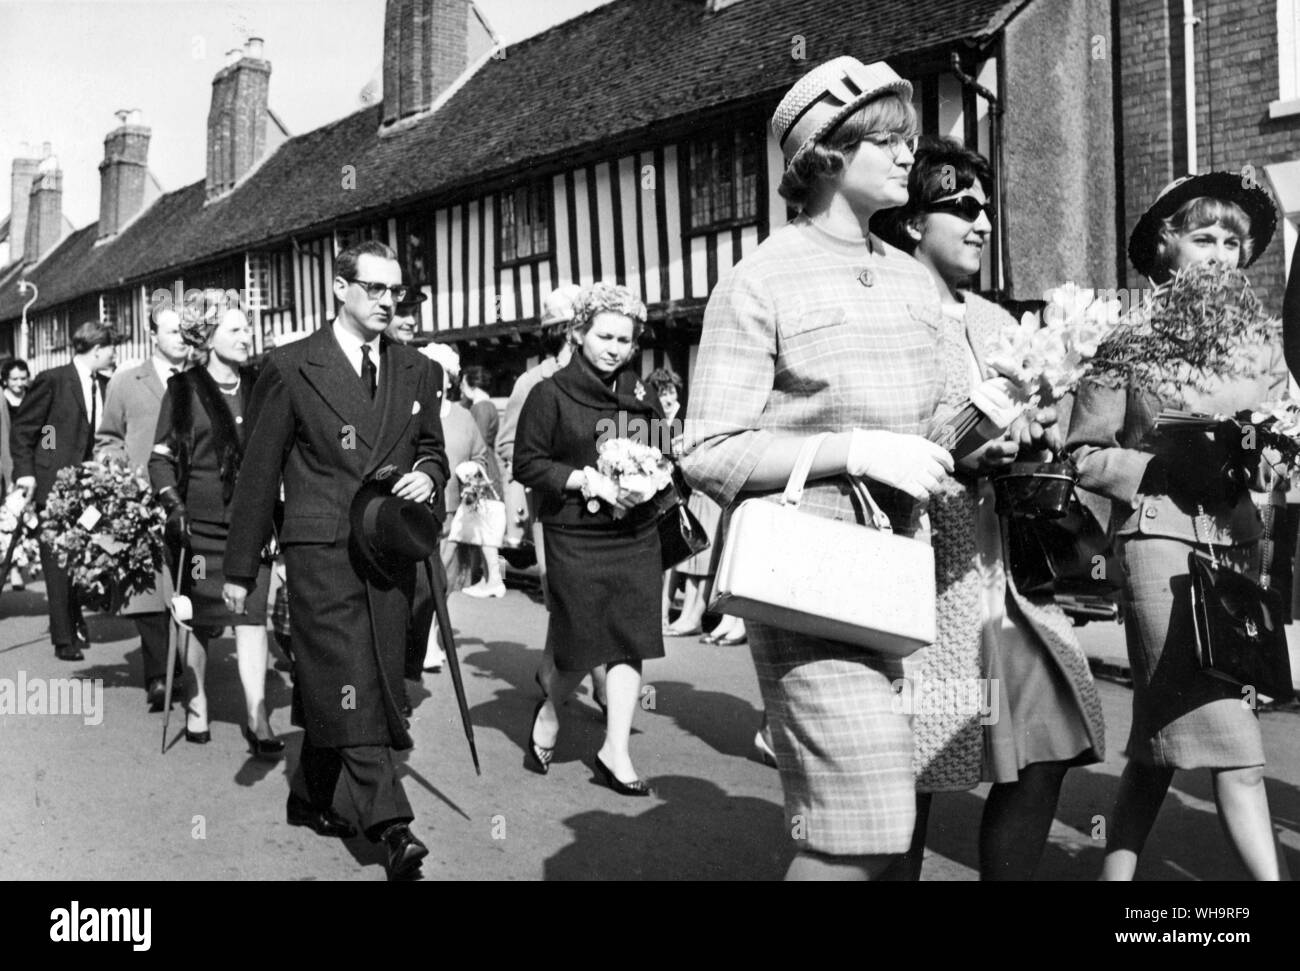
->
xmin=72 ymin=358 xmax=101 ymax=430
xmin=332 ymin=319 xmax=381 ymax=384
xmin=152 ymin=354 xmax=184 ymax=391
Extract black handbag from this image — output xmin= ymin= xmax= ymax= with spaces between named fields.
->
xmin=1188 ymin=503 xmax=1295 ymax=701
xmin=659 ymin=499 xmax=709 ymax=569
xmin=1006 ymin=495 xmax=1122 ymax=598
xmin=654 ymin=466 xmax=709 ymax=570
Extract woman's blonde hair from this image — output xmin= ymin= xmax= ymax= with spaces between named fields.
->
xmin=778 ymin=93 xmax=918 ymax=210
xmin=572 ymin=282 xmax=648 ymax=340
xmin=1152 ymin=196 xmax=1254 ymax=279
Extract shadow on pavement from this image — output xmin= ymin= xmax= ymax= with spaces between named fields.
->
xmin=543 ymin=775 xmax=787 ymax=880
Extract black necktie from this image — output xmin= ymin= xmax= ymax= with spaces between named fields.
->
xmin=89 ymin=378 xmax=98 ymax=431
xmin=361 ymin=345 xmax=377 ymax=399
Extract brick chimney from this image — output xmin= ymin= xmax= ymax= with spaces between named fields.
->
xmin=382 ymin=0 xmax=490 ymax=126
xmin=206 ymin=36 xmax=271 ymax=200
xmin=98 ymin=109 xmax=152 ymax=239
xmin=24 ymin=148 xmax=64 ymax=262
xmin=9 ymin=144 xmax=42 ymax=264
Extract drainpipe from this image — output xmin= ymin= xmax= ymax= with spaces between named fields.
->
xmin=950 ymin=50 xmax=1010 ymax=296
xmin=1183 ymin=0 xmax=1200 ymax=174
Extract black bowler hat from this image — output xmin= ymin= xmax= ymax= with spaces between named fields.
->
xmin=1128 ymin=172 xmax=1278 ymax=282
xmin=349 ymin=466 xmax=439 ymax=584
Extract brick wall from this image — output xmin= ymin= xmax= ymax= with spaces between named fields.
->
xmin=383 ymin=0 xmax=472 ymax=125
xmin=1118 ymin=0 xmax=1300 ymax=307
xmin=98 ymin=123 xmax=151 ymax=238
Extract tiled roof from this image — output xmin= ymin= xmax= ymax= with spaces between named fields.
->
xmin=0 ymin=0 xmax=1024 ymax=322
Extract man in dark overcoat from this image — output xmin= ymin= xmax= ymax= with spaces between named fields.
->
xmin=10 ymin=321 xmax=117 ymax=660
xmin=222 ymin=241 xmax=448 ymax=881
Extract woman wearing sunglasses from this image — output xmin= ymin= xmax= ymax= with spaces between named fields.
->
xmin=1067 ymin=173 xmax=1289 ymax=880
xmin=874 ymin=137 xmax=1105 ymax=880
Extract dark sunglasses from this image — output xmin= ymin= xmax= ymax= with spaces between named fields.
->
xmin=924 ymin=197 xmax=996 ymax=223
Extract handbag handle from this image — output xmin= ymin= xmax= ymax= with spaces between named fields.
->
xmin=780 ymin=432 xmax=893 ymax=532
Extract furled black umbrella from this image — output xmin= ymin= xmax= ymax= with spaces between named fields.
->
xmin=159 ymin=539 xmax=191 ymax=754
xmin=424 ymin=557 xmax=480 ymax=775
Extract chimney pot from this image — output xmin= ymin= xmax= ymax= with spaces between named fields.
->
xmin=245 ymin=36 xmax=264 ymax=58
xmin=207 ymin=40 xmax=272 ymax=199
xmin=226 ymin=48 xmax=242 ymax=66
xmin=115 ymin=108 xmax=131 ymax=125
xmin=41 ymin=141 xmax=51 ymax=157
xmin=127 ymin=108 xmax=144 ymax=126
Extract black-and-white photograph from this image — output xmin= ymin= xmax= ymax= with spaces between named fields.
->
xmin=1 ymin=0 xmax=1299 ymax=913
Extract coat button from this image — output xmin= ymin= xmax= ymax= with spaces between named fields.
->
xmin=858 ymin=269 xmax=875 ymax=287
xmin=1143 ymin=506 xmax=1158 ymax=518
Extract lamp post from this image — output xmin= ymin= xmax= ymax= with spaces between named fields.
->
xmin=17 ymin=280 xmax=38 ymax=362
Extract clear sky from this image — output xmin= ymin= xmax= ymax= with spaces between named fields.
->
xmin=0 ymin=0 xmax=615 ymax=228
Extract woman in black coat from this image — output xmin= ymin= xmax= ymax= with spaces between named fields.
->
xmin=514 ymin=283 xmax=665 ymax=796
xmin=149 ymin=304 xmax=282 ymax=757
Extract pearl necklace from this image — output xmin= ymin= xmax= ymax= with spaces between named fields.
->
xmin=214 ymin=375 xmax=241 ymax=396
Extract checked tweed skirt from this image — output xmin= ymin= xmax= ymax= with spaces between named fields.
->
xmin=749 ymin=621 xmax=915 ymax=856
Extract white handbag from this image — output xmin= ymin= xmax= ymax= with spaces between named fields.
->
xmin=448 ymin=499 xmax=508 ymax=547
xmin=709 ymin=433 xmax=936 ymax=657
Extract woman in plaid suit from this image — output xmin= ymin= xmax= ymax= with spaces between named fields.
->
xmin=679 ymin=58 xmax=957 ymax=879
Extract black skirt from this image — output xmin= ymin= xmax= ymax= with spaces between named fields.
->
xmin=182 ymin=520 xmax=269 ymax=627
xmin=542 ymin=518 xmax=665 ymax=672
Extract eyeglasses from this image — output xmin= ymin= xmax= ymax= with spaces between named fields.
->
xmin=351 ymin=279 xmax=410 ymax=302
xmin=924 ymin=196 xmax=996 ymax=223
xmin=861 ymin=131 xmax=919 ymax=159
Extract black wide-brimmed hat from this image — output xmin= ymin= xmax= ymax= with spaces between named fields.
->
xmin=1128 ymin=172 xmax=1278 ymax=282
xmin=349 ymin=467 xmax=440 ymax=585
xmin=395 ymin=289 xmax=428 ymax=312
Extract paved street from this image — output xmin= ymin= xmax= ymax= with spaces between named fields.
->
xmin=2 ymin=577 xmax=1299 ymax=881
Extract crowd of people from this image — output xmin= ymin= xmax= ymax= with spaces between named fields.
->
xmin=4 ymin=53 xmax=1300 ymax=881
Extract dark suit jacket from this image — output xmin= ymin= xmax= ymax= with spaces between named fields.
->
xmin=148 ymin=367 xmax=257 ymax=526
xmin=9 ymin=363 xmax=109 ymax=505
xmin=224 ymin=325 xmax=448 ymax=749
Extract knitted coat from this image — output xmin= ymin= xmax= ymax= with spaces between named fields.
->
xmin=966 ymin=294 xmax=1105 ymax=761
xmin=910 ymin=294 xmax=1107 ymax=791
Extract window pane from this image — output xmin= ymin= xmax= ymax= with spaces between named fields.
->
xmin=736 ymin=131 xmax=760 ymax=221
xmin=500 ymin=192 xmax=517 ymax=263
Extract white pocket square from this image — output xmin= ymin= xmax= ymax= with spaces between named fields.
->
xmin=412 ymin=401 xmax=421 ymax=415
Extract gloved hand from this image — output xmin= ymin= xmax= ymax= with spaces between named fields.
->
xmin=970 ymin=377 xmax=1025 ymax=430
xmin=1159 ymin=421 xmax=1260 ymax=506
xmin=158 ymin=486 xmax=190 ymax=550
xmin=1212 ymin=418 xmax=1262 ymax=497
xmin=847 ymin=430 xmax=955 ymax=501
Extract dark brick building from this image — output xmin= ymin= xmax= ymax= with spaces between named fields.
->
xmin=1116 ymin=0 xmax=1300 ymax=307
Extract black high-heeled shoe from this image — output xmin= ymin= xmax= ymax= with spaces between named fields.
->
xmin=241 ymin=723 xmax=285 ymax=758
xmin=185 ymin=727 xmax=210 ymax=744
xmin=525 ymin=698 xmax=554 ymax=775
xmin=592 ymin=754 xmax=653 ymax=797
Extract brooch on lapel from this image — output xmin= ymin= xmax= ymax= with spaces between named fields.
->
xmin=412 ymin=401 xmax=421 ymax=415
xmin=633 ymin=382 xmax=646 ymax=402
xmin=858 ymin=268 xmax=875 ymax=287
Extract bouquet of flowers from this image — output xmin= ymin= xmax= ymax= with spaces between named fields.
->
xmin=1241 ymin=399 xmax=1300 ymax=479
xmin=987 ymin=282 xmax=1122 ymax=406
xmin=455 ymin=460 xmax=499 ymax=508
xmin=39 ymin=459 xmax=166 ymax=612
xmin=585 ymin=437 xmax=674 ymax=518
xmin=0 ymin=489 xmax=41 ymax=577
xmin=1083 ymin=263 xmax=1281 ymax=402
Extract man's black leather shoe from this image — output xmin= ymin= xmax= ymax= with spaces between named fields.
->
xmin=55 ymin=645 xmax=84 ymax=662
xmin=286 ymin=793 xmax=357 ymax=838
xmin=382 ymin=824 xmax=428 ymax=881
xmin=145 ymin=677 xmax=168 ymax=712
